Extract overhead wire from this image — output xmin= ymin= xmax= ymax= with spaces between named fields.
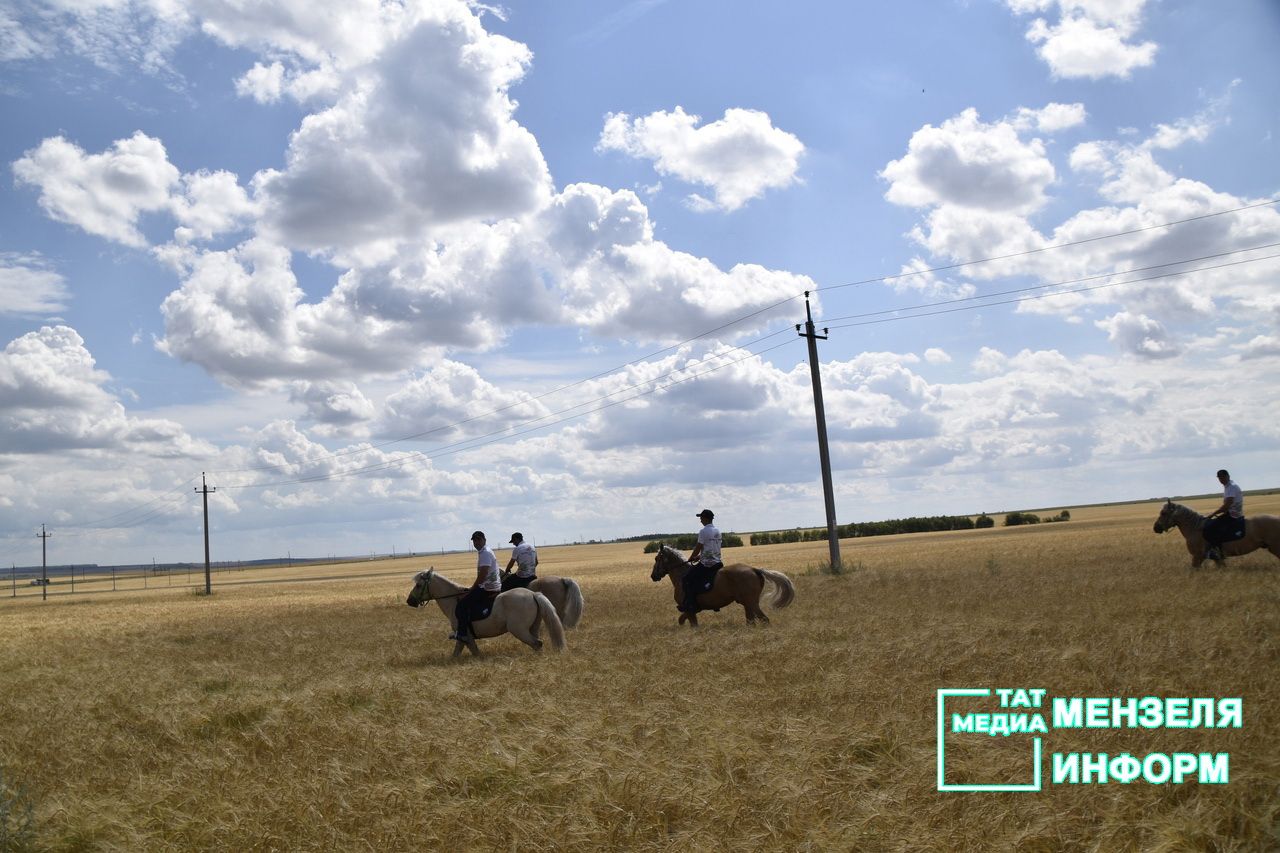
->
xmin=825 ymin=252 xmax=1280 ymax=331
xmin=821 ymin=241 xmax=1280 ymax=327
xmin=37 ymin=196 xmax=1280 ymax=529
xmin=220 ymin=333 xmax=802 ymax=490
xmin=816 ymin=196 xmax=1280 ymax=295
xmin=201 ymin=196 xmax=1280 ymax=481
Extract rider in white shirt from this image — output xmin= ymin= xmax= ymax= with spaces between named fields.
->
xmin=502 ymin=532 xmax=538 ymax=591
xmin=682 ymin=509 xmax=723 ymax=613
xmin=1204 ymin=469 xmax=1245 ymax=561
xmin=453 ymin=530 xmax=501 ymax=641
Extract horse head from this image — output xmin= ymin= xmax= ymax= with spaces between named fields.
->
xmin=405 ymin=568 xmax=435 ymax=607
xmin=650 ymin=545 xmax=676 ymax=582
xmin=1153 ymin=500 xmax=1176 ymax=534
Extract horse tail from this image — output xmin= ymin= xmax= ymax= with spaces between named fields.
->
xmin=754 ymin=568 xmax=795 ymax=609
xmin=560 ymin=578 xmax=584 ymax=629
xmin=534 ymin=592 xmax=567 ymax=651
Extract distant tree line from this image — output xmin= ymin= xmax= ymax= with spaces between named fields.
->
xmin=748 ymin=514 xmax=979 ymax=545
xmin=643 ymin=533 xmax=745 ymax=553
xmin=640 ymin=509 xmax=1071 ymax=553
xmin=1003 ymin=509 xmax=1071 ymax=526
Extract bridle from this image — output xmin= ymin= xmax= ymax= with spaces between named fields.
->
xmin=412 ymin=569 xmax=466 ymax=604
xmin=1154 ymin=502 xmax=1200 ymax=534
xmin=651 ymin=545 xmax=685 ymax=581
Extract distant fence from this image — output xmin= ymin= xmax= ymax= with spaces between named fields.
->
xmin=3 ymin=555 xmax=430 ymax=602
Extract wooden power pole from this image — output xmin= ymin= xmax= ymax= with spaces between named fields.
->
xmin=37 ymin=524 xmax=51 ymax=601
xmin=196 ymin=473 xmax=216 ymax=595
xmin=796 ymin=292 xmax=842 ymax=572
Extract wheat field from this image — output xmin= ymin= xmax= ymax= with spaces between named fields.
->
xmin=2 ymin=497 xmax=1278 ymax=851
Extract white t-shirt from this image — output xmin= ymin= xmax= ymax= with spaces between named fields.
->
xmin=1224 ymin=481 xmax=1244 ymax=518
xmin=476 ymin=547 xmax=501 ymax=591
xmin=511 ymin=542 xmax=537 ymax=577
xmin=697 ymin=523 xmax=722 ymax=566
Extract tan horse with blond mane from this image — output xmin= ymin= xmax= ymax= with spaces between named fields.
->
xmin=650 ymin=545 xmax=795 ymax=626
xmin=405 ymin=569 xmax=566 ymax=657
xmin=1153 ymin=500 xmax=1280 ymax=568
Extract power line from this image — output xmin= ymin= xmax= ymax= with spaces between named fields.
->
xmin=822 ymin=241 xmax=1280 ymax=326
xmin=206 ymin=197 xmax=1280 ymax=478
xmin=39 ymin=197 xmax=1280 ymax=528
xmin=817 ymin=196 xmax=1280 ymax=295
xmin=825 ymin=252 xmax=1280 ymax=331
xmin=206 ymin=301 xmax=802 ymax=476
xmin=65 ymin=477 xmax=198 ymax=532
xmin=220 ymin=336 xmax=802 ymax=491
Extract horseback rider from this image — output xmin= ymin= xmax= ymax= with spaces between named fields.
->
xmin=452 ymin=530 xmax=502 ymax=642
xmin=681 ymin=509 xmax=724 ymax=614
xmin=502 ymin=532 xmax=538 ymax=591
xmin=1203 ymin=469 xmax=1245 ymax=561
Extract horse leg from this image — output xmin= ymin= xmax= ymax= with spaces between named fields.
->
xmin=465 ymin=638 xmax=481 ymax=656
xmin=510 ymin=615 xmax=544 ymax=652
xmin=452 ymin=640 xmax=466 ymax=658
xmin=753 ymin=601 xmax=770 ymax=624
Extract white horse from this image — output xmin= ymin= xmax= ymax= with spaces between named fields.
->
xmin=503 ymin=572 xmax=585 ymax=628
xmin=405 ymin=569 xmax=566 ymax=657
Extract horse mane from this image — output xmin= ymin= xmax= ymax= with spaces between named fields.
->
xmin=1164 ymin=501 xmax=1206 ymax=529
xmin=413 ymin=568 xmax=464 ymax=589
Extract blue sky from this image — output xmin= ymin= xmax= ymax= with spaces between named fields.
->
xmin=1 ymin=0 xmax=1278 ymax=566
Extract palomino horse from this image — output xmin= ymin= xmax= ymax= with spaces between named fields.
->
xmin=405 ymin=569 xmax=566 ymax=657
xmin=1153 ymin=500 xmax=1280 ymax=568
xmin=503 ymin=572 xmax=585 ymax=628
xmin=650 ymin=545 xmax=795 ymax=627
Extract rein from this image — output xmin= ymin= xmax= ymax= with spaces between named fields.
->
xmin=415 ymin=570 xmax=467 ymax=603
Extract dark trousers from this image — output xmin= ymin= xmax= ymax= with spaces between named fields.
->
xmin=454 ymin=588 xmax=495 ymax=638
xmin=501 ymin=572 xmax=536 ymax=591
xmin=1204 ymin=516 xmax=1245 ymax=548
xmin=680 ymin=562 xmax=721 ymax=613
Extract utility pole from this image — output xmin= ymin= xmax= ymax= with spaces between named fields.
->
xmin=796 ymin=291 xmax=842 ymax=572
xmin=37 ymin=525 xmax=51 ymax=601
xmin=196 ymin=473 xmax=216 ymax=596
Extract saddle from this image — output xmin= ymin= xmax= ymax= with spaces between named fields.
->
xmin=681 ymin=561 xmax=723 ymax=613
xmin=462 ymin=590 xmax=500 ymax=622
xmin=501 ymin=572 xmax=536 ymax=592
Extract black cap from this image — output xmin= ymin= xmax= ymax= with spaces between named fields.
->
xmin=697 ymin=509 xmax=714 ymax=520
xmin=509 ymin=532 xmax=523 ymax=544
xmin=470 ymin=530 xmax=485 ymax=541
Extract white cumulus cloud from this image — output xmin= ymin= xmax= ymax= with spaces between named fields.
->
xmin=597 ymin=106 xmax=804 ymax=212
xmin=0 ymin=255 xmax=69 ymax=315
xmin=1010 ymin=0 xmax=1158 ymax=79
xmin=12 ymin=132 xmax=179 ymax=247
xmin=880 ymin=108 xmax=1056 ymax=214
xmin=0 ymin=325 xmax=211 ymax=455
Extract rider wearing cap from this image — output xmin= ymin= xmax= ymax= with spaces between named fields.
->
xmin=682 ymin=509 xmax=723 ymax=613
xmin=1203 ymin=469 xmax=1245 ymax=561
xmin=502 ymin=532 xmax=538 ymax=591
xmin=452 ymin=530 xmax=502 ymax=642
